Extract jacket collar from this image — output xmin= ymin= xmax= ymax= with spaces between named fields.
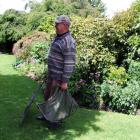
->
xmin=56 ymin=31 xmax=70 ymax=38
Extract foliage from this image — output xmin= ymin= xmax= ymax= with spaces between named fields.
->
xmin=15 ymin=63 xmax=46 ymax=80
xmin=89 ymin=0 xmax=106 ymax=13
xmin=13 ymin=31 xmax=49 ymax=60
xmin=70 ymin=16 xmax=115 ymax=83
xmin=0 ymin=9 xmax=27 ymax=52
xmin=124 ymin=0 xmax=140 ymax=64
xmin=26 ymin=0 xmax=103 ymax=17
xmin=73 ymin=80 xmax=101 ymax=109
xmin=0 ymin=0 xmax=105 ymax=53
xmin=127 ymin=35 xmax=140 ymax=62
xmin=67 ymin=16 xmax=115 ymax=108
xmin=12 ymin=31 xmax=50 ymax=80
xmin=101 ymin=59 xmax=140 ymax=115
xmin=104 ymin=9 xmax=138 ymax=67
xmin=101 ymin=80 xmax=140 ymax=114
xmin=106 ymin=66 xmax=128 ymax=85
xmin=38 ymin=15 xmax=56 ymax=35
xmin=100 ymin=81 xmax=120 ymax=108
xmin=25 ymin=12 xmax=47 ymax=31
xmin=128 ymin=60 xmax=140 ymax=81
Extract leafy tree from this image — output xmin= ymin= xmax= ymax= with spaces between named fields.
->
xmin=0 ymin=9 xmax=27 ymax=52
xmin=89 ymin=0 xmax=106 ymax=13
xmin=26 ymin=0 xmax=104 ymax=17
xmin=26 ymin=12 xmax=47 ymax=31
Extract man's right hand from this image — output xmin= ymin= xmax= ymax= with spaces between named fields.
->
xmin=60 ymin=82 xmax=68 ymax=92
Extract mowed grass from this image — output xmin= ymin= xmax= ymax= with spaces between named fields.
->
xmin=0 ymin=54 xmax=140 ymax=140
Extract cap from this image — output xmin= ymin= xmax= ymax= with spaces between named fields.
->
xmin=55 ymin=15 xmax=70 ymax=27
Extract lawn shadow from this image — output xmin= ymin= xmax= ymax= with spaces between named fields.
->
xmin=0 ymin=74 xmax=103 ymax=140
xmin=41 ymin=108 xmax=103 ymax=140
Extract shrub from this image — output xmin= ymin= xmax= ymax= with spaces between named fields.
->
xmin=111 ymin=80 xmax=140 ymax=114
xmin=15 ymin=63 xmax=46 ymax=80
xmin=128 ymin=60 xmax=140 ymax=81
xmin=107 ymin=66 xmax=128 ymax=85
xmin=29 ymin=41 xmax=50 ymax=63
xmin=101 ymin=80 xmax=140 ymax=114
xmin=13 ymin=32 xmax=48 ymax=62
xmin=0 ymin=9 xmax=27 ymax=52
xmin=13 ymin=31 xmax=50 ymax=80
xmin=127 ymin=35 xmax=140 ymax=62
xmin=70 ymin=78 xmax=101 ymax=109
xmin=100 ymin=81 xmax=120 ymax=108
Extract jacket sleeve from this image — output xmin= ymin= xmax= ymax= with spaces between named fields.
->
xmin=61 ymin=40 xmax=76 ymax=83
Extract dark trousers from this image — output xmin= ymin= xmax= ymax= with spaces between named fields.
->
xmin=44 ymin=79 xmax=61 ymax=101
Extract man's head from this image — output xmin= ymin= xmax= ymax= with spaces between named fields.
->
xmin=55 ymin=15 xmax=70 ymax=35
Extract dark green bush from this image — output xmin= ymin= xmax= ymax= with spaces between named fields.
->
xmin=100 ymin=81 xmax=120 ymax=108
xmin=127 ymin=35 xmax=140 ymax=62
xmin=0 ymin=9 xmax=28 ymax=52
xmin=128 ymin=60 xmax=140 ymax=81
xmin=101 ymin=80 xmax=140 ymax=115
xmin=29 ymin=41 xmax=50 ymax=63
xmin=100 ymin=63 xmax=140 ymax=114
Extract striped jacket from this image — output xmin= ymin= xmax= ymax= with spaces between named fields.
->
xmin=47 ymin=32 xmax=76 ymax=82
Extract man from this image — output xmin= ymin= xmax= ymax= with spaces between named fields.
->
xmin=44 ymin=15 xmax=76 ymax=100
xmin=37 ymin=15 xmax=76 ymax=121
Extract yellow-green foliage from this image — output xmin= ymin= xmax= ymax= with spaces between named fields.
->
xmin=107 ymin=66 xmax=128 ymax=85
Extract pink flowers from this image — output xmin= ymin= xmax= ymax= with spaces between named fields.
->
xmin=75 ymin=79 xmax=86 ymax=89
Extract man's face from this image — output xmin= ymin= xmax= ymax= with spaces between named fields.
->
xmin=55 ymin=23 xmax=66 ymax=34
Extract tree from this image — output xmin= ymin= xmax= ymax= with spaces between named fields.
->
xmin=89 ymin=0 xmax=106 ymax=13
xmin=26 ymin=0 xmax=104 ymax=17
xmin=0 ymin=9 xmax=27 ymax=53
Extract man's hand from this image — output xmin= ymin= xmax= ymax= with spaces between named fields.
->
xmin=60 ymin=82 xmax=68 ymax=92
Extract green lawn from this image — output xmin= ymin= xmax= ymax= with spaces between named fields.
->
xmin=0 ymin=54 xmax=140 ymax=140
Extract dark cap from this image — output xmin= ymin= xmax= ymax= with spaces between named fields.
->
xmin=55 ymin=15 xmax=70 ymax=27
